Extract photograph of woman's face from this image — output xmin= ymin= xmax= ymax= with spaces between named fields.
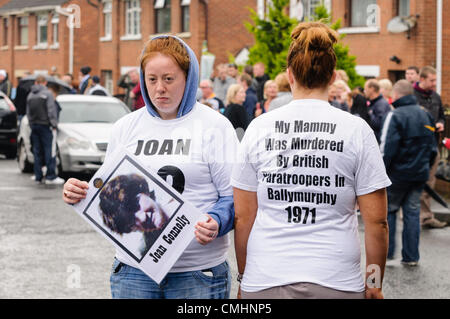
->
xmin=133 ymin=193 xmax=167 ymax=232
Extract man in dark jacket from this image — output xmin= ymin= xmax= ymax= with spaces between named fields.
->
xmin=252 ymin=62 xmax=270 ymax=102
xmin=26 ymin=75 xmax=64 ymax=185
xmin=413 ymin=66 xmax=447 ymax=228
xmin=380 ymin=80 xmax=438 ymax=266
xmin=239 ymin=73 xmax=258 ymax=122
xmin=364 ymin=79 xmax=391 ymax=143
xmin=78 ymin=66 xmax=92 ymax=94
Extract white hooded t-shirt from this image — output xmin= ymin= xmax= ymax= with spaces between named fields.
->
xmin=106 ymin=103 xmax=238 ymax=272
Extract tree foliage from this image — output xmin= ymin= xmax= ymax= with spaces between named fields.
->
xmin=312 ymin=5 xmax=365 ymax=89
xmin=245 ymin=0 xmax=297 ymax=79
xmin=246 ymin=1 xmax=365 ymax=88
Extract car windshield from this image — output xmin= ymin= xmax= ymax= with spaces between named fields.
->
xmin=59 ymin=101 xmax=129 ymax=123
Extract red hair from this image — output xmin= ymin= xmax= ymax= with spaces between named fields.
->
xmin=140 ymin=37 xmax=190 ymax=77
xmin=287 ymin=21 xmax=338 ymax=89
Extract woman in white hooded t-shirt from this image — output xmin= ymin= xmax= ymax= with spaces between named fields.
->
xmin=62 ymin=36 xmax=238 ymax=299
xmin=232 ymin=22 xmax=391 ymax=299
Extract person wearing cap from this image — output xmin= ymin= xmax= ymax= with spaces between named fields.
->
xmin=62 ymin=35 xmax=238 ymax=299
xmin=0 ymin=69 xmax=12 ymax=98
xmin=87 ymin=76 xmax=110 ymax=96
xmin=78 ymin=66 xmax=92 ymax=94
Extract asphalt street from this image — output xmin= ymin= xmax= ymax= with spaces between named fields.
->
xmin=0 ymin=156 xmax=449 ymax=299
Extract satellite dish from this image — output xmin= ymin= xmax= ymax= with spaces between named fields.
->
xmin=387 ymin=16 xmax=417 ymax=33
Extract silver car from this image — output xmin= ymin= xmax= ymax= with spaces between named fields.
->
xmin=17 ymin=94 xmax=130 ymax=175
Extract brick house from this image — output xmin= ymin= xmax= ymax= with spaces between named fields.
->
xmin=0 ymin=0 xmax=449 ymax=105
xmin=0 ymin=0 xmax=100 ymax=88
xmin=331 ymin=0 xmax=449 ymax=105
xmin=0 ymin=0 xmax=259 ymax=96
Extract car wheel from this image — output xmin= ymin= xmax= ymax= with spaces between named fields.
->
xmin=18 ymin=141 xmax=33 ymax=173
xmin=56 ymin=150 xmax=68 ymax=179
xmin=5 ymin=149 xmax=17 ymax=159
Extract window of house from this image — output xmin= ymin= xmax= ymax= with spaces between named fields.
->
xmin=37 ymin=14 xmax=48 ymax=45
xmin=103 ymin=0 xmax=112 ymax=38
xmin=52 ymin=13 xmax=59 ymax=45
xmin=155 ymin=0 xmax=171 ymax=34
xmin=350 ymin=0 xmax=377 ymax=27
xmin=304 ymin=0 xmax=322 ymax=19
xmin=181 ymin=0 xmax=190 ymax=33
xmin=2 ymin=17 xmax=8 ymax=46
xmin=288 ymin=0 xmax=332 ymax=21
xmin=398 ymin=0 xmax=410 ymax=17
xmin=18 ymin=17 xmax=28 ymax=46
xmin=101 ymin=70 xmax=114 ymax=95
xmin=125 ymin=0 xmax=141 ymax=36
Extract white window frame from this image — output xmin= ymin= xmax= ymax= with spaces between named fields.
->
xmin=398 ymin=0 xmax=410 ymax=17
xmin=154 ymin=0 xmax=165 ymax=9
xmin=35 ymin=14 xmax=48 ymax=48
xmin=355 ymin=65 xmax=380 ymax=78
xmin=51 ymin=13 xmax=59 ymax=48
xmin=2 ymin=17 xmax=8 ymax=47
xmin=18 ymin=16 xmax=29 ymax=47
xmin=338 ymin=0 xmax=380 ymax=34
xmin=101 ymin=0 xmax=113 ymax=41
xmin=102 ymin=70 xmax=114 ymax=95
xmin=122 ymin=0 xmax=141 ymax=40
xmin=181 ymin=0 xmax=190 ymax=33
xmin=154 ymin=0 xmax=171 ymax=34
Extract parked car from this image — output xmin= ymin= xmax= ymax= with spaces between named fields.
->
xmin=0 ymin=92 xmax=17 ymax=159
xmin=17 ymin=94 xmax=130 ymax=175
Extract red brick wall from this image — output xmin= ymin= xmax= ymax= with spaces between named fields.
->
xmin=332 ymin=0 xmax=449 ymax=105
xmin=206 ymin=0 xmax=256 ymax=68
xmin=70 ymin=0 xmax=99 ymax=86
xmin=0 ymin=0 xmax=99 ymax=87
xmin=442 ymin=0 xmax=450 ymax=106
xmin=333 ymin=0 xmax=431 ymax=80
xmin=1 ymin=0 xmax=256 ymax=94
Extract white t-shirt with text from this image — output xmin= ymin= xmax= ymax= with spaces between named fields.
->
xmin=231 ymin=99 xmax=391 ymax=293
xmin=106 ymin=103 xmax=238 ymax=272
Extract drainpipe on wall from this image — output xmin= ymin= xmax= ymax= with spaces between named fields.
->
xmin=55 ymin=6 xmax=75 ymax=75
xmin=200 ymin=0 xmax=209 ymax=46
xmin=436 ymin=0 xmax=442 ymax=95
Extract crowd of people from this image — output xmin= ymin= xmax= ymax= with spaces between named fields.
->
xmin=2 ymin=20 xmax=446 ymax=299
xmin=58 ymin=20 xmax=449 ymax=301
xmin=201 ymin=56 xmax=449 ymax=264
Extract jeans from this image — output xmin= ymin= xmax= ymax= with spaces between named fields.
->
xmin=387 ymin=181 xmax=424 ymax=262
xmin=110 ymin=258 xmax=231 ymax=299
xmin=30 ymin=124 xmax=57 ymax=181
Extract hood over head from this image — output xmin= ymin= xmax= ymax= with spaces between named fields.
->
xmin=140 ymin=35 xmax=199 ymax=118
xmin=31 ymin=84 xmax=46 ymax=94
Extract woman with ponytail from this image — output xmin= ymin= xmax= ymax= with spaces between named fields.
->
xmin=233 ymin=22 xmax=391 ymax=299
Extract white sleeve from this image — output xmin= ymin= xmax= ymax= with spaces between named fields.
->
xmin=205 ymin=119 xmax=239 ymax=197
xmin=105 ymin=121 xmax=123 ymax=161
xmin=230 ymin=123 xmax=259 ymax=192
xmin=355 ymin=122 xmax=391 ymax=196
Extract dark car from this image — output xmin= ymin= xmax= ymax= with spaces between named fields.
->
xmin=0 ymin=92 xmax=18 ymax=158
